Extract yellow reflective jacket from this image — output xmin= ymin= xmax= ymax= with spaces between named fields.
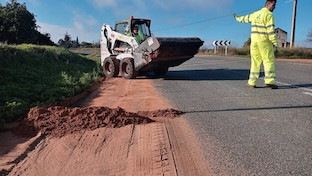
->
xmin=235 ymin=7 xmax=278 ymax=46
xmin=127 ymin=32 xmax=143 ymax=44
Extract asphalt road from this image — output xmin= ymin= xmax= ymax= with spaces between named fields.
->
xmin=152 ymin=56 xmax=312 ymax=176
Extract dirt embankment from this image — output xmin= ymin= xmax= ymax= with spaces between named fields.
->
xmin=1 ymin=78 xmax=210 ymax=176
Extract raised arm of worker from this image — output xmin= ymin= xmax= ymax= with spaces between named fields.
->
xmin=233 ymin=11 xmax=278 ymax=47
xmin=233 ymin=13 xmax=253 ymax=23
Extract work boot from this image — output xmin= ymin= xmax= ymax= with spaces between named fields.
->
xmin=265 ymin=84 xmax=278 ymax=89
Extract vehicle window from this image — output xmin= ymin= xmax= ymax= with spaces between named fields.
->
xmin=133 ymin=22 xmax=151 ymax=42
xmin=115 ymin=23 xmax=128 ymax=34
xmin=137 ymin=23 xmax=151 ymax=37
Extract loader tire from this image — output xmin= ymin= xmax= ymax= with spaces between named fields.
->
xmin=120 ymin=58 xmax=137 ymax=79
xmin=153 ymin=67 xmax=168 ymax=76
xmin=103 ymin=57 xmax=120 ymax=78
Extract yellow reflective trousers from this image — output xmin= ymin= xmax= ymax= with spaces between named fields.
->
xmin=235 ymin=7 xmax=277 ymax=85
xmin=249 ymin=41 xmax=275 ymax=85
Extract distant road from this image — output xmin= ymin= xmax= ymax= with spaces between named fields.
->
xmin=153 ymin=56 xmax=312 ymax=175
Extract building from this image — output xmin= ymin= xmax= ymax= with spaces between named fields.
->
xmin=275 ymin=28 xmax=289 ymax=48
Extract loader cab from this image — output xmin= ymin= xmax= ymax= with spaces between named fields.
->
xmin=130 ymin=19 xmax=151 ymax=40
xmin=115 ymin=18 xmax=151 ymax=42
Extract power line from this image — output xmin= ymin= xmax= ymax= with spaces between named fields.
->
xmin=155 ymin=14 xmax=232 ymax=32
xmin=154 ymin=9 xmax=257 ymax=32
xmin=154 ymin=2 xmax=290 ymax=33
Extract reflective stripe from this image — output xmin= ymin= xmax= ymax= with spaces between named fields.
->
xmin=251 ymin=31 xmax=276 ymax=35
xmin=247 ymin=15 xmax=250 ymax=22
xmin=252 ymin=25 xmax=267 ymax=29
xmin=251 ymin=24 xmax=274 ymax=29
xmin=265 ymin=71 xmax=275 ymax=74
xmin=249 ymin=78 xmax=257 ymax=80
xmin=267 ymin=32 xmax=276 ymax=35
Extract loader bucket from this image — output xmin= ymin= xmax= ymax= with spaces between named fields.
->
xmin=139 ymin=37 xmax=204 ymax=72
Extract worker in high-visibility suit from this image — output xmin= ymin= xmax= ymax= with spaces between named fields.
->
xmin=127 ymin=25 xmax=144 ymax=44
xmin=234 ymin=0 xmax=278 ymax=89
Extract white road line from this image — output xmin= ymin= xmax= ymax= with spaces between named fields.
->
xmin=301 ymin=88 xmax=312 ymax=93
xmin=302 ymin=92 xmax=312 ymax=96
xmin=276 ymin=81 xmax=312 ymax=92
xmin=276 ymin=81 xmax=293 ymax=86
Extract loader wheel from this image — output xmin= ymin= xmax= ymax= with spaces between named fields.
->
xmin=103 ymin=57 xmax=120 ymax=78
xmin=153 ymin=67 xmax=168 ymax=76
xmin=120 ymin=58 xmax=137 ymax=79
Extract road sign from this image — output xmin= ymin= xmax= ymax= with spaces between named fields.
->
xmin=212 ymin=40 xmax=231 ymax=55
xmin=212 ymin=40 xmax=231 ymax=46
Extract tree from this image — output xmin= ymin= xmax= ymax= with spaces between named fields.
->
xmin=80 ymin=41 xmax=93 ymax=48
xmin=72 ymin=36 xmax=80 ymax=48
xmin=58 ymin=32 xmax=73 ymax=48
xmin=33 ymin=31 xmax=55 ymax=45
xmin=307 ymin=29 xmax=312 ymax=42
xmin=0 ymin=4 xmax=4 ymax=42
xmin=0 ymin=0 xmax=54 ymax=45
xmin=243 ymin=37 xmax=251 ymax=48
xmin=0 ymin=0 xmax=36 ymax=43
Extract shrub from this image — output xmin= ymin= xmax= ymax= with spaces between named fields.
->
xmin=199 ymin=47 xmax=312 ymax=59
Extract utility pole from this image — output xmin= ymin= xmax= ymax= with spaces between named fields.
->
xmin=290 ymin=0 xmax=297 ymax=48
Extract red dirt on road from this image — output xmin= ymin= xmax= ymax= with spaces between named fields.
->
xmin=13 ymin=106 xmax=184 ymax=138
xmin=1 ymin=78 xmax=210 ymax=176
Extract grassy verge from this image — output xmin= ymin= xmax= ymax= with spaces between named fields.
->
xmin=199 ymin=47 xmax=312 ymax=59
xmin=0 ymin=44 xmax=102 ymax=128
xmin=275 ymin=47 xmax=312 ymax=59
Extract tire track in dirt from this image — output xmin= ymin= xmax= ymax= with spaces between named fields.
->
xmin=1 ymin=77 xmax=211 ymax=175
xmin=125 ymin=122 xmax=178 ymax=175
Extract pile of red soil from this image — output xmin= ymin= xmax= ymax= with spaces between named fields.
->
xmin=14 ymin=106 xmax=184 ymax=138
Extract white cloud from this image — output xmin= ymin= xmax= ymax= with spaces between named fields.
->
xmin=37 ymin=22 xmax=68 ymax=43
xmin=72 ymin=11 xmax=99 ymax=30
xmin=37 ymin=20 xmax=100 ymax=44
xmin=91 ymin=0 xmax=117 ymax=8
xmin=133 ymin=0 xmax=147 ymax=9
xmin=36 ymin=0 xmax=235 ymax=44
xmin=26 ymin=0 xmax=40 ymax=6
xmin=150 ymin=0 xmax=233 ymax=11
xmin=89 ymin=0 xmax=233 ymax=13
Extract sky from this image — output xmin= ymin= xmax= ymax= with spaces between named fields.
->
xmin=1 ymin=0 xmax=311 ymax=48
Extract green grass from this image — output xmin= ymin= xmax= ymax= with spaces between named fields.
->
xmin=276 ymin=47 xmax=312 ymax=59
xmin=0 ymin=44 xmax=102 ymax=128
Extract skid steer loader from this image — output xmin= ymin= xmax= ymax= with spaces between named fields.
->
xmin=100 ymin=16 xmax=203 ymax=79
